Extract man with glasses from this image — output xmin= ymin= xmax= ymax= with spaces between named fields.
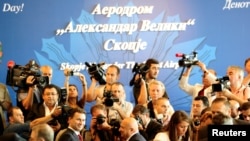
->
xmin=131 ymin=104 xmax=162 ymax=141
xmin=26 ymin=84 xmax=68 ymax=136
xmin=18 ymin=65 xmax=53 ymax=120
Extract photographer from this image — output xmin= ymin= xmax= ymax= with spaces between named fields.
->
xmin=179 ymin=61 xmax=217 ymax=118
xmin=216 ymin=65 xmax=250 ymax=105
xmin=133 ymin=58 xmax=169 ymax=105
xmin=90 ymin=104 xmax=114 ymax=141
xmin=18 ymin=65 xmax=52 ymax=120
xmin=105 ymin=82 xmax=133 ymax=122
xmin=26 ymin=84 xmax=69 ymax=137
xmin=86 ymin=64 xmax=120 ymax=104
xmin=63 ymin=68 xmax=87 ymax=109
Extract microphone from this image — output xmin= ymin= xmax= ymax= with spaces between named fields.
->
xmin=7 ymin=60 xmax=15 ymax=69
xmin=175 ymin=53 xmax=184 ymax=57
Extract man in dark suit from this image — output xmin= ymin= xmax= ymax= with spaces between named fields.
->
xmin=119 ymin=117 xmax=146 ymax=141
xmin=58 ymin=108 xmax=86 ymax=141
xmin=132 ymin=104 xmax=162 ymax=141
xmin=198 ymin=97 xmax=250 ymax=141
xmin=26 ymin=84 xmax=68 ymax=135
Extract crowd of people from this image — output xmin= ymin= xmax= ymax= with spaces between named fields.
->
xmin=0 ymin=57 xmax=250 ymax=141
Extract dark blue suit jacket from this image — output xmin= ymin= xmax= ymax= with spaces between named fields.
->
xmin=129 ymin=132 xmax=146 ymax=141
xmin=58 ymin=128 xmax=79 ymax=141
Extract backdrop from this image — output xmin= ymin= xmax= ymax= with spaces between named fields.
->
xmin=1 ymin=0 xmax=250 ymax=128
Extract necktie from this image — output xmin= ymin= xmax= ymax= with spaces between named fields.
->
xmin=78 ymin=134 xmax=83 ymax=141
xmin=198 ymin=87 xmax=205 ymax=96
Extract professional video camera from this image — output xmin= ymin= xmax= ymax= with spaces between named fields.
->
xmin=6 ymin=60 xmax=49 ymax=89
xmin=212 ymin=76 xmax=230 ymax=92
xmin=129 ymin=62 xmax=149 ymax=86
xmin=103 ymin=91 xmax=119 ymax=107
xmin=176 ymin=51 xmax=198 ymax=67
xmin=85 ymin=62 xmax=106 ymax=85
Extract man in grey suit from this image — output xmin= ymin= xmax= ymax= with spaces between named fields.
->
xmin=198 ymin=97 xmax=250 ymax=141
xmin=119 ymin=117 xmax=146 ymax=141
xmin=58 ymin=108 xmax=86 ymax=141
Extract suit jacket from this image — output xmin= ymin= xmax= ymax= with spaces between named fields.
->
xmin=58 ymin=128 xmax=79 ymax=141
xmin=26 ymin=102 xmax=68 ymax=129
xmin=129 ymin=132 xmax=146 ymax=141
xmin=198 ymin=118 xmax=250 ymax=141
xmin=144 ymin=119 xmax=163 ymax=141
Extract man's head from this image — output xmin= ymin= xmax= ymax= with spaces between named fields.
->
xmin=29 ymin=124 xmax=54 ymax=141
xmin=192 ymin=96 xmax=209 ymax=118
xmin=132 ymin=104 xmax=150 ymax=126
xmin=106 ymin=65 xmax=120 ymax=85
xmin=202 ymin=69 xmax=217 ymax=87
xmin=42 ymin=84 xmax=60 ymax=107
xmin=111 ymin=82 xmax=125 ymax=101
xmin=7 ymin=106 xmax=24 ymax=124
xmin=229 ymin=99 xmax=240 ymax=119
xmin=119 ymin=117 xmax=139 ymax=140
xmin=239 ymin=101 xmax=250 ymax=122
xmin=145 ymin=58 xmax=160 ymax=80
xmin=227 ymin=65 xmax=244 ymax=84
xmin=40 ymin=65 xmax=53 ymax=84
xmin=155 ymin=97 xmax=171 ymax=116
xmin=68 ymin=108 xmax=86 ymax=132
xmin=90 ymin=104 xmax=107 ymax=124
xmin=211 ymin=97 xmax=231 ymax=118
xmin=244 ymin=58 xmax=250 ymax=74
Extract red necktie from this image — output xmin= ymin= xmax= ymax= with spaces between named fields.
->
xmin=78 ymin=134 xmax=83 ymax=141
xmin=198 ymin=88 xmax=205 ymax=96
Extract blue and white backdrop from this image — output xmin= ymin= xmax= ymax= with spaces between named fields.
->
xmin=1 ymin=0 xmax=250 ymax=127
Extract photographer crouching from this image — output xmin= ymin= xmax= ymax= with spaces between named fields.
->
xmin=90 ymin=104 xmax=116 ymax=141
xmin=104 ymin=82 xmax=133 ymax=122
xmin=90 ymin=82 xmax=133 ymax=141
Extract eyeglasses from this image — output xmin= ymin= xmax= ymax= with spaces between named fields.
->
xmin=44 ymin=93 xmax=58 ymax=96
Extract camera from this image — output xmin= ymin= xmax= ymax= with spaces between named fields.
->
xmin=64 ymin=68 xmax=81 ymax=76
xmin=95 ymin=114 xmax=106 ymax=125
xmin=193 ymin=119 xmax=200 ymax=126
xmin=59 ymin=87 xmax=67 ymax=105
xmin=129 ymin=62 xmax=149 ymax=86
xmin=176 ymin=51 xmax=198 ymax=67
xmin=85 ymin=62 xmax=106 ymax=85
xmin=103 ymin=91 xmax=119 ymax=107
xmin=212 ymin=76 xmax=230 ymax=92
xmin=6 ymin=60 xmax=49 ymax=89
xmin=109 ymin=119 xmax=121 ymax=136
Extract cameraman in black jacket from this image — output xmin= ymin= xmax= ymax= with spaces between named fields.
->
xmin=90 ymin=104 xmax=117 ymax=141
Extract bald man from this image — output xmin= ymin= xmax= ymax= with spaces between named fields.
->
xmin=229 ymin=99 xmax=240 ymax=119
xmin=30 ymin=123 xmax=54 ymax=141
xmin=119 ymin=117 xmax=146 ymax=141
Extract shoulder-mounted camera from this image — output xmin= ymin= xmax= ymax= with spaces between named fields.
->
xmin=129 ymin=62 xmax=149 ymax=86
xmin=6 ymin=60 xmax=49 ymax=89
xmin=176 ymin=51 xmax=198 ymax=67
xmin=85 ymin=62 xmax=106 ymax=85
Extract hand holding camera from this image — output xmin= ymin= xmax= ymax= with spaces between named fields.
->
xmin=91 ymin=114 xmax=112 ymax=131
xmin=26 ymin=75 xmax=36 ymax=86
